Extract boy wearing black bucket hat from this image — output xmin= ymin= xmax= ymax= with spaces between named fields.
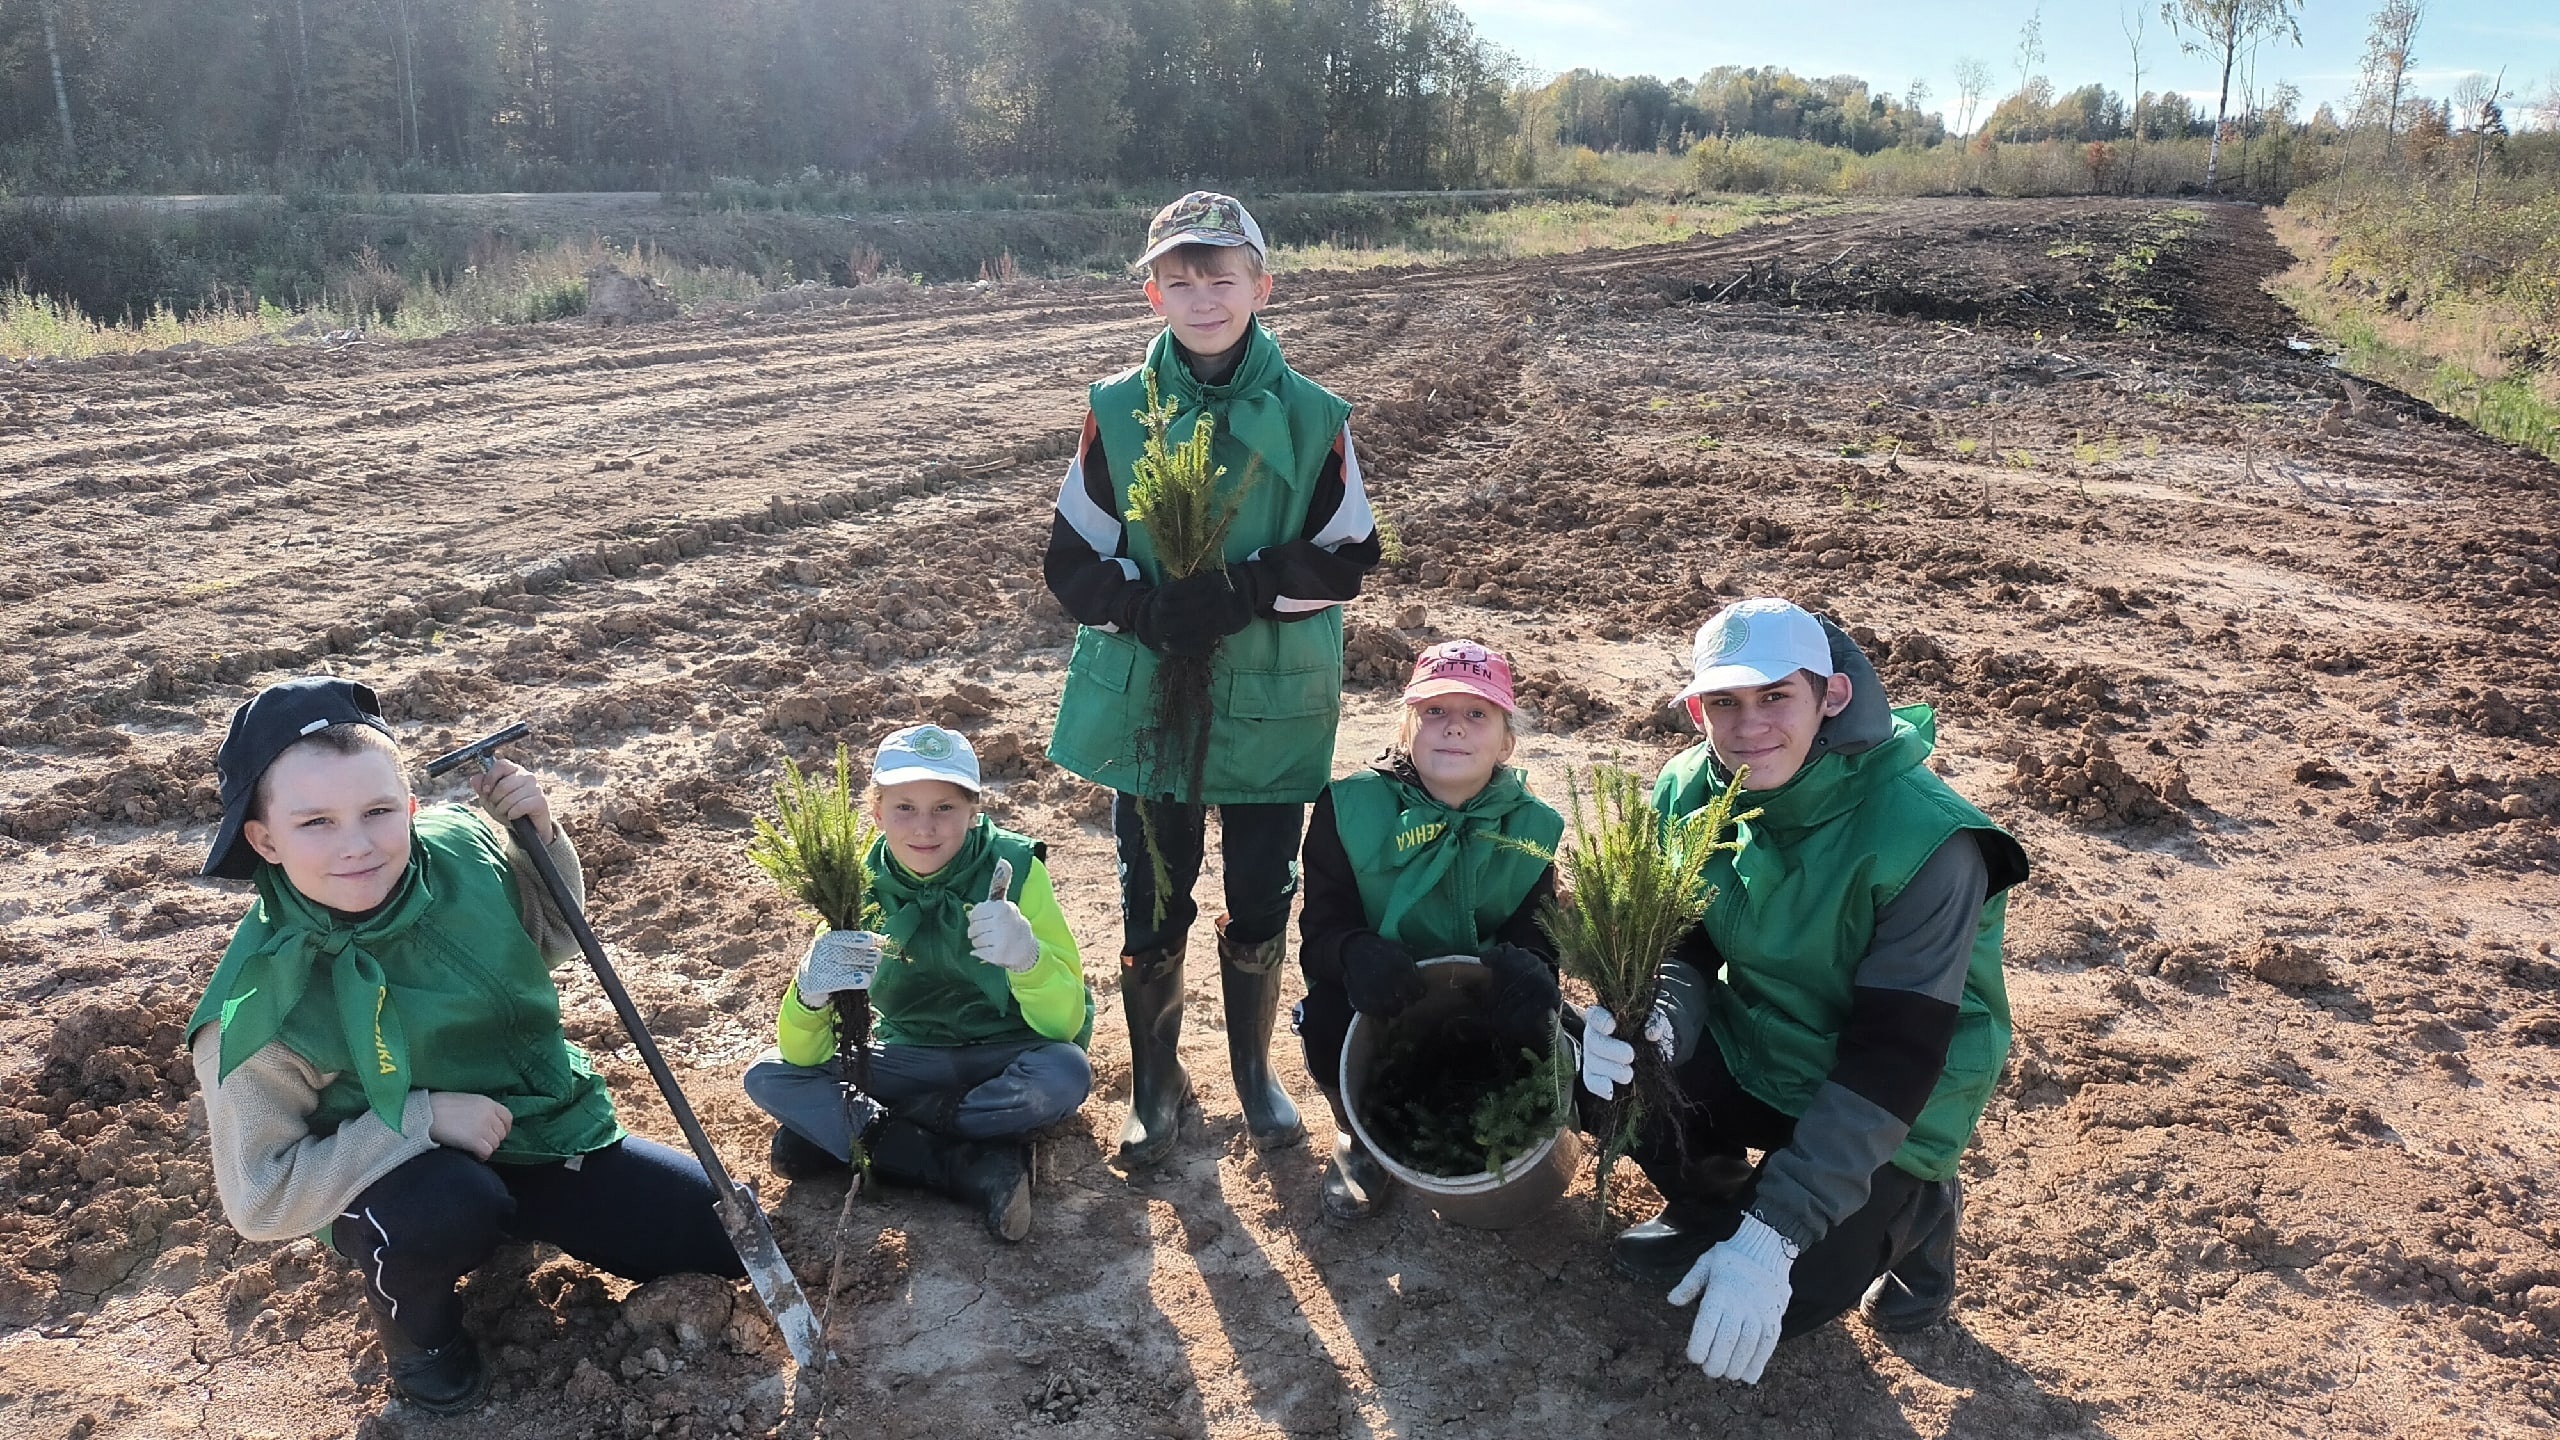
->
xmin=1043 ymin=192 xmax=1380 ymax=1167
xmin=187 ymin=677 xmax=743 ymax=1415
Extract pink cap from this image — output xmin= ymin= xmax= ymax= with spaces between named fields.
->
xmin=1402 ymin=641 xmax=1517 ymax=713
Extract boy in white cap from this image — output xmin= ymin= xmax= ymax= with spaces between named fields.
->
xmin=1294 ymin=641 xmax=1564 ymax=1218
xmin=1042 ymin=191 xmax=1380 ymax=1167
xmin=1577 ymin=598 xmax=2029 ymax=1383
xmin=743 ymin=725 xmax=1094 ymax=1242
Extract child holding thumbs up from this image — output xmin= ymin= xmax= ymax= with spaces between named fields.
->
xmin=743 ymin=725 xmax=1094 ymax=1241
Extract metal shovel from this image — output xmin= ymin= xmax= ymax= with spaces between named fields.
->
xmin=425 ymin=723 xmax=824 ymax=1370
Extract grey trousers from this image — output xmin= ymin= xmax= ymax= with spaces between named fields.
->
xmin=742 ymin=1039 xmax=1092 ymax=1158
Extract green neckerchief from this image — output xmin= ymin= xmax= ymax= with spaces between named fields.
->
xmin=1142 ymin=319 xmax=1296 ymax=496
xmin=867 ymin=816 xmax=1002 ymax=963
xmin=1373 ymin=765 xmax=1541 ymax=945
xmin=209 ymin=848 xmax=436 ymax=1130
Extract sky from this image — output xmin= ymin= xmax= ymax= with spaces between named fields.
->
xmin=1454 ymin=1 xmax=2560 ymax=131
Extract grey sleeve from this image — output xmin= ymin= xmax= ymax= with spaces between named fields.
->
xmin=1749 ymin=832 xmax=1989 ymax=1250
xmin=501 ymin=824 xmax=587 ymax=964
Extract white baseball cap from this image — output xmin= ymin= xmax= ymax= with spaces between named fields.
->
xmin=1676 ymin=598 xmax=1834 ymax=700
xmin=871 ymin=724 xmax=982 ymax=792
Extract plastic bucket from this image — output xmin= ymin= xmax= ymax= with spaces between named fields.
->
xmin=1339 ymin=956 xmax=1583 ymax=1230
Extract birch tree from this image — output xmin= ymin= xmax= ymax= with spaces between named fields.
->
xmin=1953 ymin=56 xmax=1991 ymax=137
xmin=2122 ymin=3 xmax=2147 ymax=186
xmin=35 ymin=0 xmax=78 ymax=172
xmin=2162 ymin=0 xmax=2303 ymax=192
xmin=2355 ymin=0 xmax=2424 ymax=176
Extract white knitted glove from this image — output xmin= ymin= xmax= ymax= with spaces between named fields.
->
xmin=1669 ymin=1212 xmax=1799 ymax=1384
xmin=796 ymin=929 xmax=885 ymax=1006
xmin=1579 ymin=1005 xmax=1636 ymax=1100
xmin=1578 ymin=1004 xmax=1676 ymax=1100
xmin=967 ymin=859 xmax=1038 ymax=974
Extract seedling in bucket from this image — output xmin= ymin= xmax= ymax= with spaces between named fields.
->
xmin=1339 ymin=958 xmax=1583 ymax=1230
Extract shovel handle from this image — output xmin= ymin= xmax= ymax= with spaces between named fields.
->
xmin=504 ymin=813 xmax=736 ymax=1190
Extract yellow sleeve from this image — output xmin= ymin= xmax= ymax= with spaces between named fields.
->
xmin=1005 ymin=860 xmax=1089 ymax=1043
xmin=775 ymin=980 xmax=840 ymax=1067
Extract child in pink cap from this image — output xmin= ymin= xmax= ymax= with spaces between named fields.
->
xmin=1291 ymin=641 xmax=1565 ymax=1219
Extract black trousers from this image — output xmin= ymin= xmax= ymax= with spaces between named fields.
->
xmin=1293 ymin=972 xmax=1356 ymax=1093
xmin=330 ymin=1138 xmax=744 ymax=1349
xmin=1619 ymin=1035 xmax=1937 ymax=1339
xmin=1111 ymin=792 xmax=1306 ymax=955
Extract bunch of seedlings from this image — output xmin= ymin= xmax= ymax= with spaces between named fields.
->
xmin=1123 ymin=367 xmax=1259 ymax=918
xmin=1540 ymin=764 xmax=1758 ymax=1217
xmin=1362 ymin=1010 xmax=1572 ymax=1178
xmin=746 ymin=744 xmax=882 ymax=1169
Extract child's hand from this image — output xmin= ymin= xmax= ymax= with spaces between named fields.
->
xmin=968 ymin=859 xmax=1039 ymax=974
xmin=427 ymin=1092 xmax=514 ymax=1159
xmin=798 ymin=930 xmax=886 ymax=1005
xmin=469 ymin=757 xmax=555 ymax=842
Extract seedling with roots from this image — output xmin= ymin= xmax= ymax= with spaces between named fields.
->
xmin=746 ymin=744 xmax=883 ymax=1170
xmin=1538 ymin=764 xmax=1759 ymax=1222
xmin=1123 ymin=367 xmax=1260 ymax=920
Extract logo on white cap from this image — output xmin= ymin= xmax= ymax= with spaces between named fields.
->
xmin=1699 ymin=610 xmax=1753 ymax=662
xmin=872 ymin=724 xmax=982 ymax=792
xmin=1677 ymin=598 xmax=1834 ymax=700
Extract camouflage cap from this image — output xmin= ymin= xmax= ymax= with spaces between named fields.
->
xmin=1135 ymin=190 xmax=1267 ymax=270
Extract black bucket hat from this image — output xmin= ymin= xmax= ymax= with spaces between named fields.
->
xmin=201 ymin=677 xmax=396 ymax=879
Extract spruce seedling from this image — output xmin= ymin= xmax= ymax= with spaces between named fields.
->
xmin=1122 ymin=367 xmax=1260 ymax=920
xmin=747 ymin=744 xmax=882 ymax=1170
xmin=1540 ymin=763 xmax=1758 ymax=1223
xmin=1125 ymin=366 xmax=1251 ymax=579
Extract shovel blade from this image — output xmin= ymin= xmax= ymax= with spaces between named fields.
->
xmin=721 ymin=1181 xmax=825 ymax=1370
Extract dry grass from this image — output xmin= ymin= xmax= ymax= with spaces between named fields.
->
xmin=2271 ymin=205 xmax=2560 ymax=461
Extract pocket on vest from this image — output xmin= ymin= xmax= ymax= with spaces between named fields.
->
xmin=1068 ymin=627 xmax=1141 ymax=693
xmin=1222 ymin=663 xmax=1340 ymax=719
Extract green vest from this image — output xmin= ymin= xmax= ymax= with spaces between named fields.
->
xmin=1651 ymin=707 xmax=2027 ymax=1181
xmin=869 ymin=818 xmax=1095 ymax=1049
xmin=1046 ymin=322 xmax=1357 ymax=804
xmin=189 ymin=807 xmax=622 ymax=1164
xmin=1328 ymin=767 xmax=1563 ymax=958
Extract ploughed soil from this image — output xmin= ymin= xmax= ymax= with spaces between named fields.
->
xmin=4 ymin=197 xmax=2558 ymax=1439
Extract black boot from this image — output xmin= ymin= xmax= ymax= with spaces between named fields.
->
xmin=1610 ymin=1200 xmax=1728 ymax=1289
xmin=1117 ymin=941 xmax=1193 ymax=1167
xmin=1862 ymin=1179 xmax=1961 ymax=1332
xmin=1610 ymin=1151 xmax=1755 ymax=1288
xmin=768 ymin=1125 xmax=850 ymax=1182
xmin=867 ymin=1116 xmax=1034 ymax=1242
xmin=1218 ymin=926 xmax=1304 ymax=1151
xmin=888 ymin=1087 xmax=967 ymax=1137
xmin=1317 ymin=1088 xmax=1391 ymax=1221
xmin=369 ymin=1294 xmax=489 ymax=1416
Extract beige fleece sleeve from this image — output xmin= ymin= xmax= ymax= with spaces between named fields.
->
xmin=498 ymin=823 xmax=587 ymax=963
xmin=191 ymin=1022 xmax=437 ymax=1243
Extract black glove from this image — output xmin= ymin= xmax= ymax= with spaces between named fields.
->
xmin=1480 ymin=942 xmax=1561 ymax=1047
xmin=1342 ymin=931 xmax=1425 ymax=1019
xmin=1128 ymin=570 xmax=1256 ymax=658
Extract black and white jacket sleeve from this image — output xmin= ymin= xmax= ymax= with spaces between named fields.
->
xmin=1744 ymin=831 xmax=1991 ymax=1251
xmin=1040 ymin=413 xmax=1382 ymax=630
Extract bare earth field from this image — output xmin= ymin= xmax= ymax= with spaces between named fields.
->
xmin=3 ymin=197 xmax=2558 ymax=1440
